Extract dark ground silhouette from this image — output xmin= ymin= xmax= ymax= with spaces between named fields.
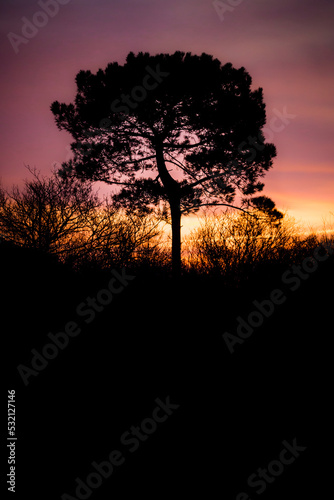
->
xmin=2 ymin=238 xmax=332 ymax=498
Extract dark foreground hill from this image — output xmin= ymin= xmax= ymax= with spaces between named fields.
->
xmin=2 ymin=241 xmax=332 ymax=499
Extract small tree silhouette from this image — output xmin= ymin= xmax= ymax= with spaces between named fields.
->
xmin=0 ymin=167 xmax=99 ymax=256
xmin=51 ymin=51 xmax=279 ymax=277
xmin=85 ymin=202 xmax=166 ymax=270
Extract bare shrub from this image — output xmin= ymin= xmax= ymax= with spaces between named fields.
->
xmin=183 ymin=210 xmax=320 ymax=283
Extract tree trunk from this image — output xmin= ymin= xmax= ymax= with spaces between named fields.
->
xmin=170 ymin=198 xmax=181 ymax=279
xmin=155 ymin=143 xmax=182 ymax=279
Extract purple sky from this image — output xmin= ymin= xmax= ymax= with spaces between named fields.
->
xmin=1 ymin=0 xmax=333 ymax=229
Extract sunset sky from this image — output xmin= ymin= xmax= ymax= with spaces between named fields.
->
xmin=0 ymin=0 xmax=333 ymax=231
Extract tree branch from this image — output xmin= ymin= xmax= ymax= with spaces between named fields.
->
xmin=164 ymin=140 xmax=204 ymax=150
xmin=100 ymin=179 xmax=136 ymax=187
xmin=123 ymin=154 xmax=156 ymax=166
xmin=190 ymin=203 xmax=252 ymax=215
xmin=187 ymin=172 xmax=226 ymax=189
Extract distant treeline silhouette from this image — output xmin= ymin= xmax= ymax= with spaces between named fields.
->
xmin=0 ymin=168 xmax=333 ymax=282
